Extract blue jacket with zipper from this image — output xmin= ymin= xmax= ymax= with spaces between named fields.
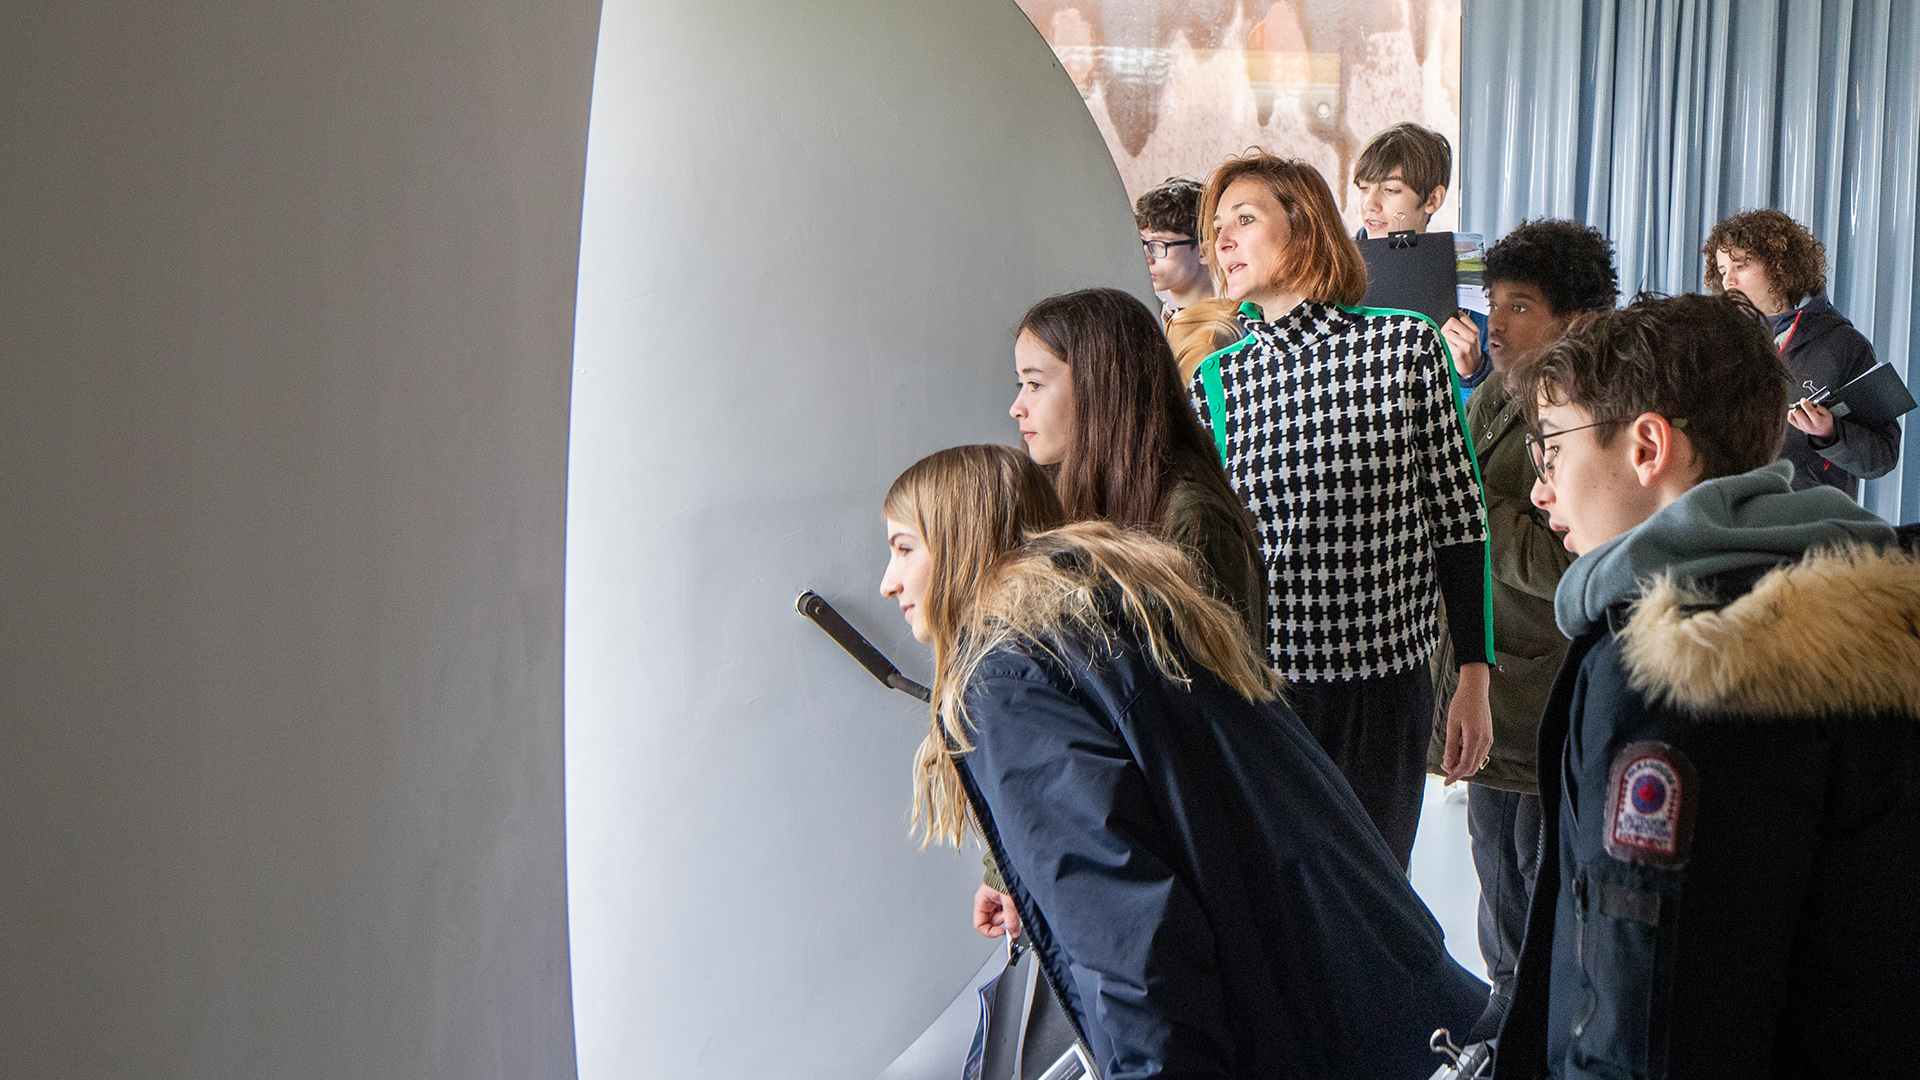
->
xmin=956 ymin=614 xmax=1486 ymax=1080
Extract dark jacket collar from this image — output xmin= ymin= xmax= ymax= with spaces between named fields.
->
xmin=1767 ymin=291 xmax=1830 ymax=335
xmin=1767 ymin=293 xmax=1857 ymax=352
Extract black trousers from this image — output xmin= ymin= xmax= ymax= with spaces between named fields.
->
xmin=1288 ymin=667 xmax=1432 ymax=870
xmin=1467 ymin=784 xmax=1542 ymax=1040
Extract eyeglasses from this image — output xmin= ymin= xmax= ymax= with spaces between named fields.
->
xmin=1524 ymin=417 xmax=1688 ymax=483
xmin=1142 ymin=238 xmax=1198 ymax=258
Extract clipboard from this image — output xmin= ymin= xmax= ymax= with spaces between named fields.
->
xmin=1808 ymin=361 xmax=1917 ymax=427
xmin=1358 ymin=230 xmax=1459 ymax=327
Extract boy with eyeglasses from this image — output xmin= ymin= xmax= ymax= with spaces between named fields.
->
xmin=1137 ymin=177 xmax=1244 ymax=382
xmin=1134 ymin=178 xmax=1216 ymax=324
xmin=1489 ymin=292 xmax=1920 ymax=1078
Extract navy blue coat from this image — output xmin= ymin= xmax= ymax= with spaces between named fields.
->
xmin=955 ymin=623 xmax=1486 ymax=1080
xmin=1495 ymin=547 xmax=1920 ymax=1078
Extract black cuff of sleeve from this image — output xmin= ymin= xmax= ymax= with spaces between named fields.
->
xmin=1435 ymin=541 xmax=1492 ymax=667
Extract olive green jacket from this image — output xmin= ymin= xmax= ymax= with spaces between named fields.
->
xmin=1161 ymin=478 xmax=1268 ymax=648
xmin=1428 ymin=372 xmax=1573 ymax=794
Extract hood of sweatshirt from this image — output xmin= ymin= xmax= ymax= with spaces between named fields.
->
xmin=1554 ymin=460 xmax=1895 ymax=637
xmin=1766 ymin=291 xmax=1832 ymax=336
xmin=1768 ymin=291 xmax=1860 ymax=362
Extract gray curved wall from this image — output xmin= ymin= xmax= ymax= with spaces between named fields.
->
xmin=562 ymin=2 xmax=1149 ymax=1078
xmin=1 ymin=0 xmax=599 ymax=1076
xmin=0 ymin=0 xmax=1147 ymax=1075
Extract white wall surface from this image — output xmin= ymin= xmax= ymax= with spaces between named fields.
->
xmin=0 ymin=1 xmax=599 ymax=1076
xmin=563 ymin=2 xmax=1151 ymax=1077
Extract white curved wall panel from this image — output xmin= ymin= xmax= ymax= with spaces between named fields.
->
xmin=563 ymin=2 xmax=1150 ymax=1077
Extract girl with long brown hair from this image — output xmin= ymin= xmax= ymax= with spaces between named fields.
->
xmin=1008 ymin=287 xmax=1266 ymax=643
xmin=877 ymin=444 xmax=1486 ymax=1079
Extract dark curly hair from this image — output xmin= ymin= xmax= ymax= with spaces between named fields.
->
xmin=1134 ymin=177 xmax=1204 ymax=237
xmin=1508 ymin=292 xmax=1789 ymax=481
xmin=1702 ymin=209 xmax=1827 ymax=303
xmin=1483 ymin=219 xmax=1617 ymax=315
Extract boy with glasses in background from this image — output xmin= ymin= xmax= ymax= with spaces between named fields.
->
xmin=1490 ymin=292 xmax=1919 ymax=1077
xmin=1134 ymin=178 xmax=1216 ymax=324
xmin=1137 ymin=177 xmax=1247 ymax=384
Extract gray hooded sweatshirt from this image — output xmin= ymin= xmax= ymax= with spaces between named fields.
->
xmin=1555 ymin=460 xmax=1895 ymax=638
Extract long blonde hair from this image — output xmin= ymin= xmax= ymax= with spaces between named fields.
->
xmin=884 ymin=446 xmax=1065 ymax=844
xmin=887 ymin=448 xmax=1281 ymax=848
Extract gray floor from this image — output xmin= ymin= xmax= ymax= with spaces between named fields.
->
xmin=877 ymin=776 xmax=1489 ymax=1078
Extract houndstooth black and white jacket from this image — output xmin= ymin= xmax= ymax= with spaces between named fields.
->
xmin=1191 ymin=300 xmax=1491 ymax=683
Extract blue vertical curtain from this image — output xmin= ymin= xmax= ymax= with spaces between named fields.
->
xmin=1460 ymin=0 xmax=1920 ymax=524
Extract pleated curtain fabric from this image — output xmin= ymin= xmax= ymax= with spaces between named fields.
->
xmin=1459 ymin=0 xmax=1920 ymax=525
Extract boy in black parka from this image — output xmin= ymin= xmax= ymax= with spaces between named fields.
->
xmin=1491 ymin=293 xmax=1920 ymax=1079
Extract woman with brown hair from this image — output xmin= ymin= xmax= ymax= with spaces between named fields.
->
xmin=1008 ymin=287 xmax=1266 ymax=642
xmin=1190 ymin=151 xmax=1494 ymax=869
xmin=987 ymin=287 xmax=1268 ymax=944
xmin=878 ymin=445 xmax=1486 ymax=1080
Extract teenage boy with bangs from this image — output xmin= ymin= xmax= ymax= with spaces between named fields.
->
xmin=1134 ymin=177 xmax=1217 ymax=324
xmin=1491 ymin=293 xmax=1920 ymax=1078
xmin=1352 ymin=121 xmax=1489 ymax=387
xmin=1352 ymin=122 xmax=1451 ymax=242
xmin=1136 ymin=178 xmax=1244 ymax=382
xmin=1424 ymin=220 xmax=1617 ymax=1043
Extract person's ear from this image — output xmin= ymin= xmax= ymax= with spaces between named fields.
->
xmin=1422 ymin=185 xmax=1448 ymax=217
xmin=1627 ymin=413 xmax=1692 ymax=488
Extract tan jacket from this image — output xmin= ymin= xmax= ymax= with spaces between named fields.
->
xmin=1165 ymin=297 xmax=1246 ymax=385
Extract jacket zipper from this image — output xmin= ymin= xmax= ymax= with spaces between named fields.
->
xmin=1572 ymin=869 xmax=1588 ymax=968
xmin=1032 ymin=958 xmax=1099 ymax=1079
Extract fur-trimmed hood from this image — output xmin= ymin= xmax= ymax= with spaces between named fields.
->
xmin=1618 ymin=544 xmax=1920 ymax=719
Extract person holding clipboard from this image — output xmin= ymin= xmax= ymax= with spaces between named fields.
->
xmin=1705 ymin=209 xmax=1903 ymax=500
xmin=1351 ymin=122 xmax=1490 ymax=389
